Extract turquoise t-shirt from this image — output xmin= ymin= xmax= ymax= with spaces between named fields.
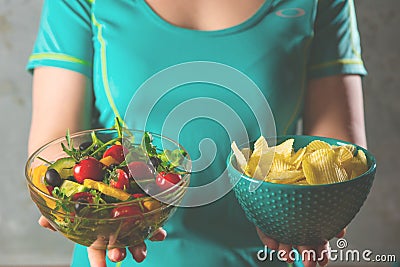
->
xmin=28 ymin=0 xmax=366 ymax=266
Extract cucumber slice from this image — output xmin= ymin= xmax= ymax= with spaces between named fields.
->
xmin=49 ymin=157 xmax=75 ymax=179
xmin=60 ymin=180 xmax=87 ymax=197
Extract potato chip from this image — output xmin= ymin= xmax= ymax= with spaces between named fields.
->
xmin=265 ymin=170 xmax=305 ymax=181
xmin=253 ymin=136 xmax=269 ymax=157
xmin=241 ymin=147 xmax=251 ymax=161
xmin=291 ymin=147 xmax=306 ymax=169
xmin=334 ymin=146 xmax=353 ymax=163
xmin=232 ymin=136 xmax=368 ymax=186
xmin=293 ymin=178 xmax=309 ymax=185
xmin=348 ymin=150 xmax=368 ymax=179
xmin=273 ymin=138 xmax=294 ymax=157
xmin=306 ymin=140 xmax=331 ymax=153
xmin=231 ymin=141 xmax=248 ymax=172
xmin=245 ymin=155 xmax=259 ymax=177
xmin=270 ymin=153 xmax=295 ymax=173
xmin=343 ymin=144 xmax=357 ymax=155
xmin=357 ymin=149 xmax=368 ymax=166
xmin=246 ymin=149 xmax=275 ymax=180
xmin=302 ymin=149 xmax=348 ymax=184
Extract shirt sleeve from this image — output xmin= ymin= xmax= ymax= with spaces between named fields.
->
xmin=27 ymin=0 xmax=93 ymax=78
xmin=307 ymin=0 xmax=367 ymax=79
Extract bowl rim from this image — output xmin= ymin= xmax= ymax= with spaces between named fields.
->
xmin=226 ymin=135 xmax=377 ymax=188
xmin=25 ymin=128 xmax=191 ymax=206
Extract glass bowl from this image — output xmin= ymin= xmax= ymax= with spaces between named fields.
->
xmin=227 ymin=135 xmax=376 ymax=245
xmin=26 ymin=129 xmax=191 ymax=249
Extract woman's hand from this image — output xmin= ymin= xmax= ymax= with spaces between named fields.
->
xmin=88 ymin=227 xmax=167 ymax=266
xmin=256 ymin=227 xmax=346 ymax=267
xmin=38 ymin=216 xmax=167 ymax=266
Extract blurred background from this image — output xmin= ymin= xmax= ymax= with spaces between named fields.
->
xmin=0 ymin=0 xmax=398 ymax=266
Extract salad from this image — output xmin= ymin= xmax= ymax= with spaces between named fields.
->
xmin=30 ymin=119 xmax=189 ymax=248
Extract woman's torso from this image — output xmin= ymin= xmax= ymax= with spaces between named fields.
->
xmin=73 ymin=1 xmax=317 ymax=266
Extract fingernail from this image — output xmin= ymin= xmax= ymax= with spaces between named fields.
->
xmin=134 ymin=244 xmax=147 ymax=263
xmin=136 ymin=249 xmax=147 ymax=263
xmin=149 ymin=231 xmax=164 ymax=241
xmin=111 ymin=250 xmax=125 ymax=262
xmin=109 ymin=250 xmax=118 ymax=262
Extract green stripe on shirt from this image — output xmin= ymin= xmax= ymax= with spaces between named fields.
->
xmin=29 ymin=53 xmax=91 ymax=66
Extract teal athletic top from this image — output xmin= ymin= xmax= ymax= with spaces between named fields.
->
xmin=28 ymin=0 xmax=366 ymax=266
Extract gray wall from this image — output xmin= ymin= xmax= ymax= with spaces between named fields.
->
xmin=0 ymin=0 xmax=398 ymax=265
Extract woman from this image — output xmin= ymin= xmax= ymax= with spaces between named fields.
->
xmin=27 ymin=0 xmax=367 ymax=266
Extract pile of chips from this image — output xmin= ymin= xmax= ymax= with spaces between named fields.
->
xmin=231 ymin=137 xmax=369 ymax=185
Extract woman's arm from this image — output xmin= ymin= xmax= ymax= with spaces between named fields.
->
xmin=257 ymin=74 xmax=367 ymax=267
xmin=28 ymin=67 xmax=164 ymax=266
xmin=28 ymin=67 xmax=92 ymax=155
xmin=303 ymin=74 xmax=367 ymax=148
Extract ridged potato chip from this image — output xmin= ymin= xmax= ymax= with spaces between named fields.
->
xmin=270 ymin=153 xmax=295 ymax=173
xmin=266 ymin=170 xmax=305 ymax=184
xmin=291 ymin=147 xmax=306 ymax=169
xmin=302 ymin=149 xmax=348 ymax=184
xmin=232 ymin=136 xmax=368 ymax=186
xmin=334 ymin=146 xmax=354 ymax=163
xmin=306 ymin=140 xmax=331 ymax=153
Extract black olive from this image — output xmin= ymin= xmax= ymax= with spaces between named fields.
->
xmin=74 ymin=198 xmax=89 ymax=214
xmin=45 ymin=169 xmax=62 ymax=187
xmin=79 ymin=141 xmax=92 ymax=151
xmin=108 ymin=164 xmax=117 ymax=170
xmin=149 ymin=157 xmax=161 ymax=168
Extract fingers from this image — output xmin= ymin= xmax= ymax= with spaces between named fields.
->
xmin=87 ymin=247 xmax=107 ymax=267
xmin=128 ymin=242 xmax=147 ymax=263
xmin=256 ymin=227 xmax=279 ymax=250
xmin=317 ymin=242 xmax=330 ymax=267
xmin=38 ymin=216 xmax=56 ymax=231
xmin=278 ymin=243 xmax=293 ymax=263
xmin=108 ymin=248 xmax=127 ymax=263
xmin=297 ymin=246 xmax=317 ymax=267
xmin=336 ymin=228 xmax=346 ymax=238
xmin=297 ymin=242 xmax=330 ymax=267
xmin=149 ymin=228 xmax=167 ymax=242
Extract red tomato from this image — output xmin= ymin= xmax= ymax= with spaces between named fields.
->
xmin=73 ymin=157 xmax=105 ymax=183
xmin=132 ymin=193 xmax=146 ymax=199
xmin=127 ymin=161 xmax=154 ymax=180
xmin=46 ymin=185 xmax=54 ymax=195
xmin=155 ymin=172 xmax=182 ymax=191
xmin=72 ymin=192 xmax=94 ymax=203
xmin=111 ymin=205 xmax=143 ymax=225
xmin=103 ymin=145 xmax=126 ymax=164
xmin=109 ymin=169 xmax=130 ymax=190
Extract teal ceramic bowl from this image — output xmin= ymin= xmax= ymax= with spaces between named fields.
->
xmin=227 ymin=135 xmax=376 ymax=245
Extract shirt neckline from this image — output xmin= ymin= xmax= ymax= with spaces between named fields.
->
xmin=140 ymin=1 xmax=274 ymax=36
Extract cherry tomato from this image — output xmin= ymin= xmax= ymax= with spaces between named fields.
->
xmin=155 ymin=172 xmax=182 ymax=191
xmin=73 ymin=157 xmax=105 ymax=184
xmin=72 ymin=192 xmax=94 ymax=202
xmin=103 ymin=145 xmax=126 ymax=164
xmin=132 ymin=193 xmax=146 ymax=199
xmin=111 ymin=205 xmax=143 ymax=225
xmin=109 ymin=169 xmax=130 ymax=190
xmin=46 ymin=185 xmax=54 ymax=195
xmin=127 ymin=161 xmax=154 ymax=180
